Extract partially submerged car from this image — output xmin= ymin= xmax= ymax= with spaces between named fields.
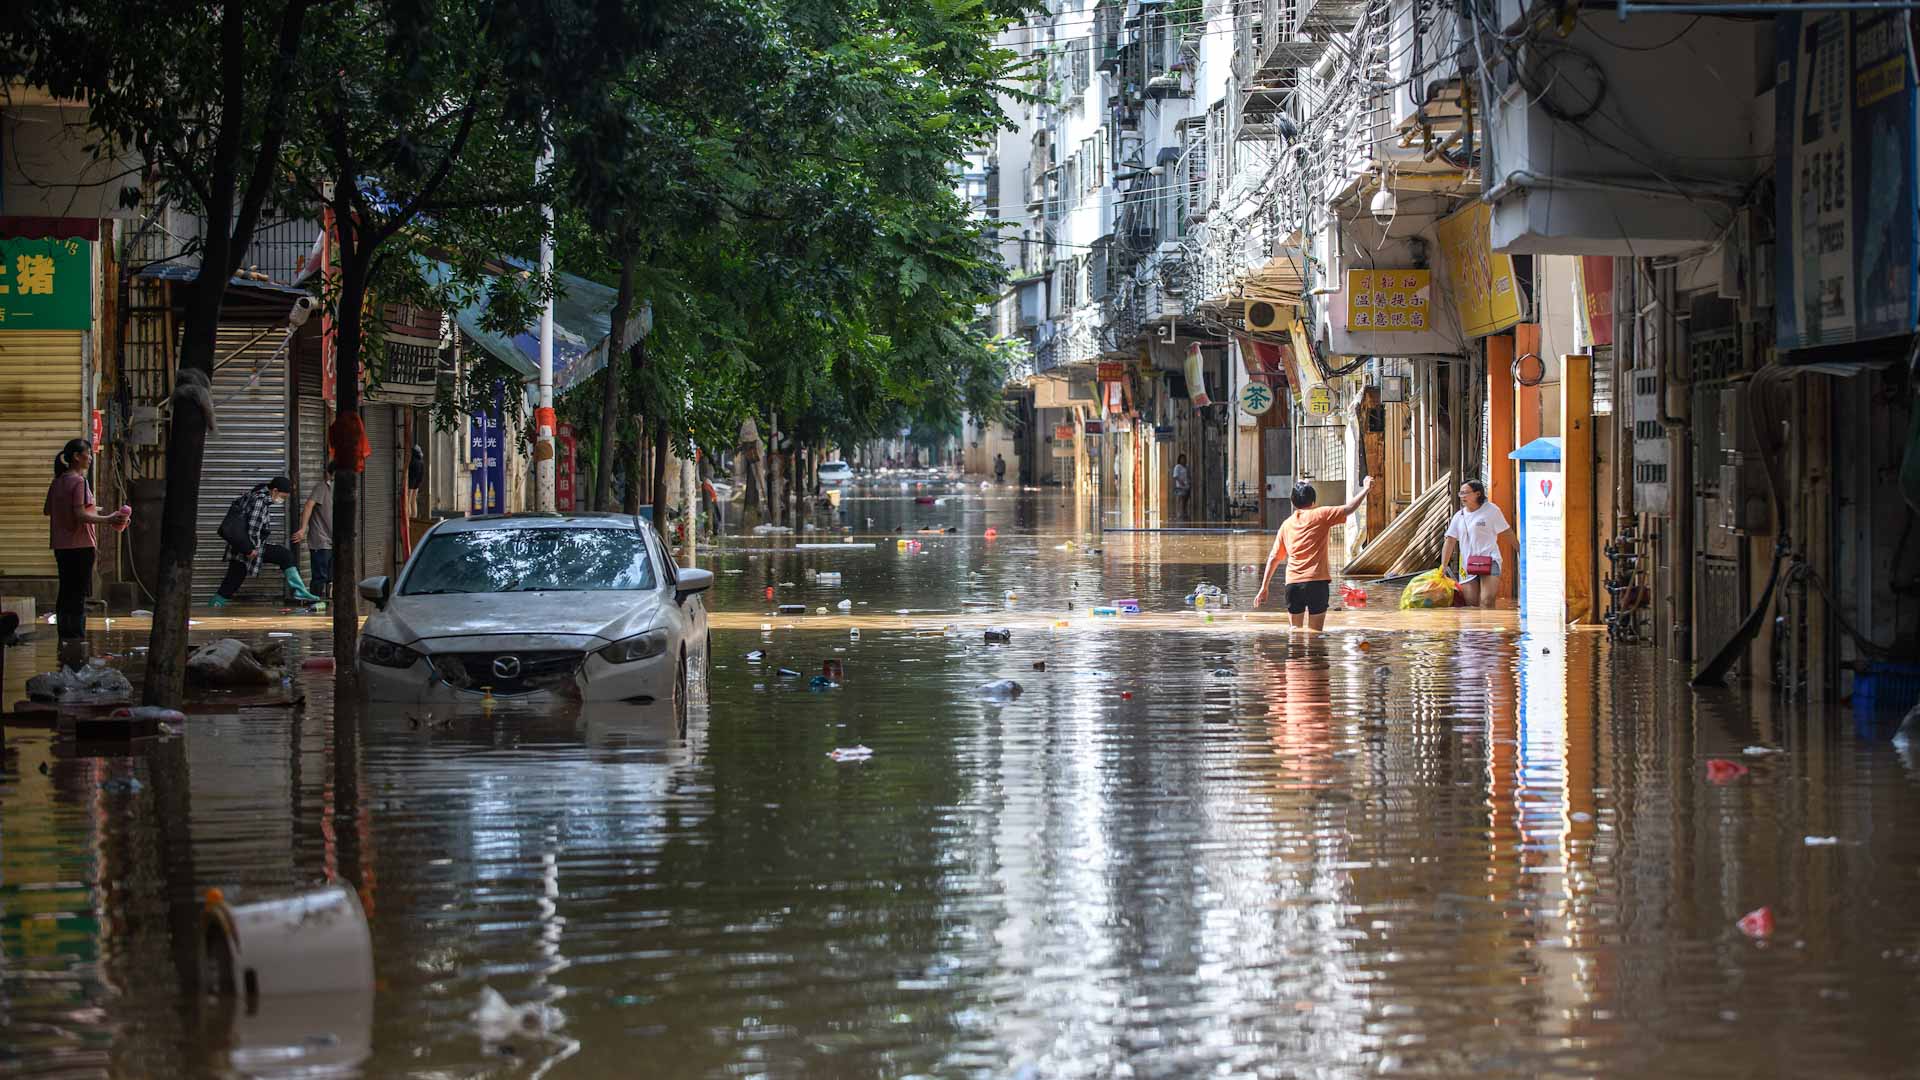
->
xmin=356 ymin=513 xmax=712 ymax=720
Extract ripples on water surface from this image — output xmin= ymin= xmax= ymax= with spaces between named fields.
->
xmin=4 ymin=486 xmax=1920 ymax=1078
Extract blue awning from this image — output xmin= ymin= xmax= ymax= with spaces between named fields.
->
xmin=417 ymin=258 xmax=651 ymax=395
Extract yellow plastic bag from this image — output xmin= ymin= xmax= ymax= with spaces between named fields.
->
xmin=1399 ymin=568 xmax=1460 ymax=610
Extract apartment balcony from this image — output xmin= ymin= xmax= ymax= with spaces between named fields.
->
xmin=1298 ymin=0 xmax=1366 ymax=32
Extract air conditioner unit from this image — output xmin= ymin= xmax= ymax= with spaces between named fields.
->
xmin=1244 ymin=299 xmax=1287 ymax=332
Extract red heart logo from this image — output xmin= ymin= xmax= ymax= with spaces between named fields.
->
xmin=1540 ymin=479 xmax=1553 ymax=497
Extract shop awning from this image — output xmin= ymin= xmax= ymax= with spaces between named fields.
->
xmin=417 ymin=258 xmax=652 ymax=395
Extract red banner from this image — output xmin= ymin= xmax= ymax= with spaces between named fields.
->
xmin=321 ymin=206 xmax=337 ymax=405
xmin=1582 ymin=256 xmax=1615 ymax=346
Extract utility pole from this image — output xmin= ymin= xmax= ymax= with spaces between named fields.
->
xmin=535 ymin=138 xmax=557 ymax=511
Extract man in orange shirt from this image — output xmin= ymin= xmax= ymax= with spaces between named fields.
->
xmin=1254 ymin=476 xmax=1373 ymax=629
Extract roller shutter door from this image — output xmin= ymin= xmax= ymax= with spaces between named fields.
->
xmin=362 ymin=404 xmax=396 ymax=582
xmin=0 ymin=331 xmax=85 ymax=578
xmin=192 ymin=325 xmax=291 ymax=601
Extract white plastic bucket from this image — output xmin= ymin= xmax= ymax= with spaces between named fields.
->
xmin=203 ymin=884 xmax=373 ymax=998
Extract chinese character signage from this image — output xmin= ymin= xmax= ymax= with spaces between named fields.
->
xmin=1096 ymin=361 xmax=1126 ymax=382
xmin=1307 ymin=386 xmax=1332 ymax=416
xmin=0 ymin=237 xmax=91 ymax=330
xmin=1237 ymin=379 xmax=1275 ymax=416
xmin=1580 ymin=256 xmax=1614 ymax=346
xmin=467 ymin=383 xmax=506 ymax=514
xmin=1436 ymin=202 xmax=1523 ymax=338
xmin=556 ymin=422 xmax=577 ymax=511
xmin=1775 ymin=11 xmax=1917 ymax=350
xmin=1344 ymin=268 xmax=1431 ymax=333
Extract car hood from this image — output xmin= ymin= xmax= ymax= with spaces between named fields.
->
xmin=374 ymin=591 xmax=666 ymax=649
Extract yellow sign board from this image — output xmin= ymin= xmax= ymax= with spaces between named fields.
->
xmin=1345 ymin=268 xmax=1432 ymax=332
xmin=1435 ymin=201 xmax=1522 ymax=338
xmin=1307 ymin=386 xmax=1332 ymax=415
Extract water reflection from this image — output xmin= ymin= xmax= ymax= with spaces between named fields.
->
xmin=3 ymin=488 xmax=1920 ymax=1076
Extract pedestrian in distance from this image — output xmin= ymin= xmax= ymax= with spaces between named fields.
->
xmin=994 ymin=452 xmax=1007 ymax=484
xmin=1173 ymin=455 xmax=1192 ymax=521
xmin=291 ymin=460 xmax=335 ymax=609
xmin=1440 ymin=479 xmax=1513 ymax=609
xmin=210 ymin=476 xmax=322 ymax=608
xmin=1254 ymin=476 xmax=1374 ymax=630
xmin=45 ymin=438 xmax=128 ymax=665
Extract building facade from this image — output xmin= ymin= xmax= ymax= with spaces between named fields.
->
xmin=972 ymin=0 xmax=1916 ymax=701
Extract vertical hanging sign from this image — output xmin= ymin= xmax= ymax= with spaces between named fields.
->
xmin=466 ymin=383 xmax=506 ymax=514
xmin=555 ymin=422 xmax=577 ymax=511
xmin=1776 ymin=11 xmax=1918 ymax=350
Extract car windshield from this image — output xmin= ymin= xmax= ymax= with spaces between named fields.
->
xmin=401 ymin=527 xmax=656 ymax=595
xmin=821 ymin=462 xmax=848 ymax=471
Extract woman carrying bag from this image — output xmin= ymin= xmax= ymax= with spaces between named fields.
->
xmin=210 ymin=476 xmax=323 ymax=607
xmin=1440 ymin=479 xmax=1513 ymax=610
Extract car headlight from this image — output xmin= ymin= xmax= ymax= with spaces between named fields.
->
xmin=597 ymin=628 xmax=670 ymax=664
xmin=359 ymin=635 xmax=422 ymax=669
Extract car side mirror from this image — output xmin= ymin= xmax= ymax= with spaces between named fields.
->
xmin=358 ymin=576 xmax=390 ymax=609
xmin=674 ymin=568 xmax=715 ymax=606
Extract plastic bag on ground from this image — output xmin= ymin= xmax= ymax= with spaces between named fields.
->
xmin=27 ymin=664 xmax=134 ymax=704
xmin=1398 ymin=569 xmax=1460 ymax=610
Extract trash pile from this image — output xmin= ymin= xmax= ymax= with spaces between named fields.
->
xmin=26 ymin=660 xmax=133 ymax=704
xmin=187 ymin=638 xmax=286 ymax=687
xmin=1184 ymin=583 xmax=1230 ymax=609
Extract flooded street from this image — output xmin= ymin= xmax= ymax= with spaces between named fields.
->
xmin=5 ymin=485 xmax=1920 ymax=1078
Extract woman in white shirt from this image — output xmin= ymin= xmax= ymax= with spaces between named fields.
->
xmin=1441 ymin=479 xmax=1513 ymax=609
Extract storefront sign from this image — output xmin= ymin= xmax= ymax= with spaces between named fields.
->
xmin=1436 ymin=202 xmax=1522 ymax=338
xmin=1344 ymin=268 xmax=1431 ymax=332
xmin=1580 ymin=256 xmax=1615 ymax=346
xmin=1097 ymin=361 xmax=1126 ymax=381
xmin=1238 ymin=379 xmax=1275 ymax=416
xmin=0 ymin=237 xmax=90 ymax=329
xmin=555 ymin=422 xmax=577 ymax=511
xmin=467 ymin=384 xmax=506 ymax=514
xmin=1521 ymin=469 xmax=1565 ymax=624
xmin=1775 ymin=11 xmax=1917 ymax=350
xmin=1306 ymin=386 xmax=1331 ymax=415
xmin=1184 ymin=343 xmax=1212 ymax=407
xmin=1083 ymin=420 xmax=1105 ymax=435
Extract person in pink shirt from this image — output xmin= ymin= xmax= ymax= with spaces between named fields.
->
xmin=44 ymin=438 xmax=128 ymax=654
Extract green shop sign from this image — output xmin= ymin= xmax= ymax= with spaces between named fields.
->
xmin=0 ymin=237 xmax=92 ymax=330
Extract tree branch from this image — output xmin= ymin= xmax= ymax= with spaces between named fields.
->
xmin=225 ymin=0 xmax=315 ymax=278
xmin=375 ymin=89 xmax=485 ymax=248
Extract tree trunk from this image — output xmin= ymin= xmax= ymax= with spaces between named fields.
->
xmin=594 ymin=250 xmax=634 ymax=510
xmin=650 ymin=418 xmax=669 ymax=532
xmin=140 ymin=279 xmax=225 ymax=706
xmin=621 ymin=417 xmax=643 ymax=515
xmin=330 ymin=246 xmax=371 ymax=690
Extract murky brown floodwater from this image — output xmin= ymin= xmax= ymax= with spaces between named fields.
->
xmin=5 ymin=481 xmax=1920 ymax=1078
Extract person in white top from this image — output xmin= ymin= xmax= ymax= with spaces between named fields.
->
xmin=1441 ymin=479 xmax=1513 ymax=609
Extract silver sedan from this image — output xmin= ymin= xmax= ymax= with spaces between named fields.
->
xmin=355 ymin=514 xmax=712 ymax=721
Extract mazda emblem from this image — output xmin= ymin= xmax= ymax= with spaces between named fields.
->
xmin=491 ymin=655 xmax=522 ymax=680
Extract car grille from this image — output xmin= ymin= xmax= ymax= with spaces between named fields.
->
xmin=430 ymin=651 xmax=584 ymax=695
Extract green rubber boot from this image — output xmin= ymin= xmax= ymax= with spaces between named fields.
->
xmin=208 ymin=594 xmax=231 ymax=608
xmin=284 ymin=566 xmax=323 ymax=603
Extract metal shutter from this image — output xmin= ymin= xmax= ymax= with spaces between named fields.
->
xmin=296 ymin=351 xmax=326 ymax=505
xmin=0 ymin=331 xmax=85 ymax=577
xmin=193 ymin=325 xmax=291 ymax=601
xmin=362 ymin=404 xmax=396 ymax=581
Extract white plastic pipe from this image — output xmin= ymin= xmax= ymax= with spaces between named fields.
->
xmin=535 ymin=139 xmax=557 ymax=512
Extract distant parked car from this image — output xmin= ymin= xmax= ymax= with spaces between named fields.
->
xmin=355 ymin=513 xmax=712 ymax=724
xmin=817 ymin=461 xmax=854 ymax=487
